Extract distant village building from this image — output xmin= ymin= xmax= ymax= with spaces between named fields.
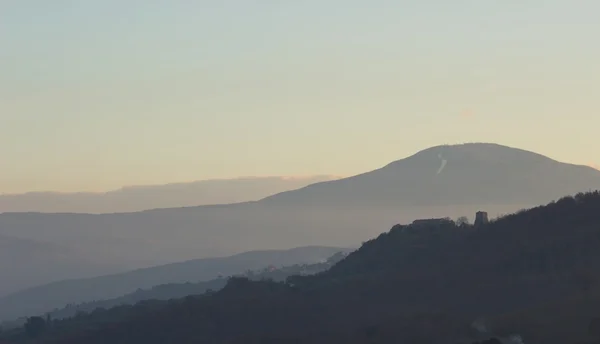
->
xmin=411 ymin=217 xmax=453 ymax=227
xmin=410 ymin=212 xmax=488 ymax=229
xmin=474 ymin=211 xmax=489 ymax=227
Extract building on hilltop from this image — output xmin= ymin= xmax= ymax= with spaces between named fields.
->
xmin=474 ymin=211 xmax=489 ymax=227
xmin=411 ymin=217 xmax=454 ymax=227
xmin=410 ymin=212 xmax=488 ymax=229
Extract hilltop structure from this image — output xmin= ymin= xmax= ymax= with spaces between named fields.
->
xmin=474 ymin=211 xmax=489 ymax=227
xmin=411 ymin=217 xmax=454 ymax=227
xmin=411 ymin=211 xmax=488 ymax=228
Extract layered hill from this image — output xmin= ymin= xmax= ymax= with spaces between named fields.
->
xmin=20 ymin=251 xmax=350 ymax=324
xmin=1 ymin=143 xmax=598 ymax=299
xmin=0 ymin=176 xmax=337 ymax=214
xmin=0 ymin=235 xmax=117 ymax=297
xmin=4 ymin=191 xmax=600 ymax=344
xmin=0 ymin=246 xmax=348 ymax=322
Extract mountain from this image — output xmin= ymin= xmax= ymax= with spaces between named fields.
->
xmin=5 ymin=191 xmax=600 ymax=344
xmin=0 ymin=176 xmax=338 ymax=214
xmin=1 ymin=143 xmax=598 ymax=299
xmin=0 ymin=246 xmax=349 ymax=322
xmin=261 ymin=143 xmax=600 ymax=206
xmin=5 ymin=250 xmax=349 ymax=325
xmin=0 ymin=235 xmax=118 ymax=297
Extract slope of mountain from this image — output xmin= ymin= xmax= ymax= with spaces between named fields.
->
xmin=261 ymin=143 xmax=600 ymax=206
xmin=0 ymin=246 xmax=349 ymax=322
xmin=0 ymin=235 xmax=118 ymax=297
xmin=10 ymin=251 xmax=349 ymax=324
xmin=490 ymin=286 xmax=600 ymax=344
xmin=6 ymin=191 xmax=600 ymax=344
xmin=1 ymin=143 xmax=598 ymax=302
xmin=0 ymin=176 xmax=338 ymax=214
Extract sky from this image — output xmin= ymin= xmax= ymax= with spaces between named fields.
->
xmin=1 ymin=1 xmax=599 ymax=193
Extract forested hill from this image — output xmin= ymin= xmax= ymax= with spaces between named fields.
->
xmin=4 ymin=191 xmax=600 ymax=344
xmin=0 ymin=245 xmax=349 ymax=322
xmin=3 ymin=143 xmax=598 ymax=301
xmin=46 ymin=251 xmax=349 ymax=322
xmin=296 ymin=190 xmax=600 ymax=292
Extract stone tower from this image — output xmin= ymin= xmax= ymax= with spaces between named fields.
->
xmin=474 ymin=211 xmax=489 ymax=227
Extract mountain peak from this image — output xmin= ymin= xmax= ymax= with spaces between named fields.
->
xmin=396 ymin=142 xmax=556 ymax=165
xmin=261 ymin=143 xmax=600 ymax=207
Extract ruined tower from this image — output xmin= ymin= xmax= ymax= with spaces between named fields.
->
xmin=474 ymin=211 xmax=489 ymax=227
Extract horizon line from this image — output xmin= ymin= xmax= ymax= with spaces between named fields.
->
xmin=0 ymin=175 xmax=346 ymax=196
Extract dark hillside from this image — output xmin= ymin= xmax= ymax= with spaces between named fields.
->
xmin=4 ymin=192 xmax=600 ymax=344
xmin=291 ymin=191 xmax=600 ymax=316
xmin=3 ymin=143 xmax=598 ymax=299
xmin=491 ymin=285 xmax=600 ymax=344
xmin=0 ymin=246 xmax=348 ymax=322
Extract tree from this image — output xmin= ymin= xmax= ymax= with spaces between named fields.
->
xmin=24 ymin=316 xmax=46 ymax=338
xmin=456 ymin=216 xmax=470 ymax=226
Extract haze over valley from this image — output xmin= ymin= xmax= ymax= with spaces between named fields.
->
xmin=0 ymin=176 xmax=338 ymax=214
xmin=1 ymin=143 xmax=599 ymax=298
xmin=0 ymin=246 xmax=351 ymax=322
xmin=2 ymin=1 xmax=600 ymax=343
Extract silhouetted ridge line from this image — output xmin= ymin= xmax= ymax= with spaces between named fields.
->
xmin=4 ymin=191 xmax=600 ymax=343
xmin=260 ymin=143 xmax=600 ymax=207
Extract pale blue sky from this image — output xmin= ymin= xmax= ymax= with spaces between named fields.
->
xmin=1 ymin=1 xmax=598 ymax=193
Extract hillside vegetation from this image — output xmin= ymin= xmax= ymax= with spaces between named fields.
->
xmin=3 ymin=191 xmax=600 ymax=344
xmin=49 ymin=251 xmax=348 ymax=322
xmin=3 ymin=143 xmax=598 ymax=296
xmin=0 ymin=246 xmax=348 ymax=322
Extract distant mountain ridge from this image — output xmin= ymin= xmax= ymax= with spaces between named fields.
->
xmin=6 ymin=191 xmax=600 ymax=344
xmin=0 ymin=175 xmax=338 ymax=214
xmin=8 ymin=250 xmax=350 ymax=325
xmin=1 ymin=143 xmax=598 ymax=305
xmin=0 ymin=235 xmax=118 ymax=297
xmin=260 ymin=143 xmax=600 ymax=206
xmin=0 ymin=246 xmax=350 ymax=322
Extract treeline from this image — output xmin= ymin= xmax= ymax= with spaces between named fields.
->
xmin=3 ymin=191 xmax=600 ymax=344
xmin=49 ymin=251 xmax=347 ymax=320
xmin=0 ymin=251 xmax=348 ymax=331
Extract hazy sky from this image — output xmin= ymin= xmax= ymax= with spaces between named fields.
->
xmin=1 ymin=1 xmax=598 ymax=193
